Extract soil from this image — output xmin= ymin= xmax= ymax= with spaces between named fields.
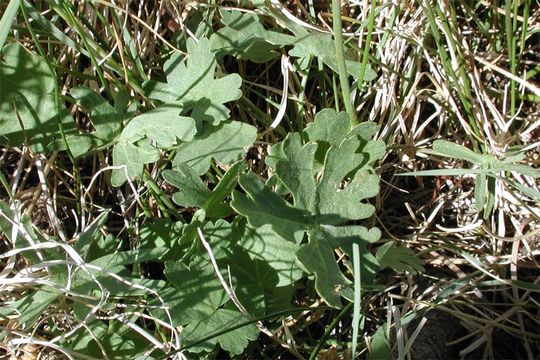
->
xmin=410 ymin=310 xmax=466 ymax=360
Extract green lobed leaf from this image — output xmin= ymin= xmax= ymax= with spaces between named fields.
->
xmin=111 ymin=140 xmax=160 ymax=187
xmin=60 ymin=135 xmax=93 ymax=158
xmin=182 ymin=307 xmax=258 ymax=355
xmin=70 ymin=86 xmax=123 ymax=145
xmin=174 ymin=120 xmax=257 ymax=175
xmin=235 ymin=219 xmax=303 ymax=287
xmin=224 ymin=245 xmax=280 ymax=315
xmin=210 ymin=10 xmax=281 ymax=63
xmin=233 ymin=109 xmax=385 ymax=307
xmin=119 ymin=106 xmax=196 ymax=147
xmin=163 ymin=260 xmax=258 ymax=355
xmin=275 ymin=134 xmax=318 ymax=212
xmin=139 ymin=218 xmax=184 ymax=261
xmin=286 ymin=31 xmax=377 ymax=81
xmin=303 ymin=109 xmax=385 ymax=171
xmin=297 ymin=225 xmax=381 ymax=307
xmin=317 ymin=224 xmax=381 ymax=285
xmin=111 ymin=106 xmax=196 ymax=186
xmin=196 ymin=219 xmax=238 ymax=260
xmin=0 ymin=43 xmax=76 ymax=152
xmin=144 ymin=38 xmax=242 ymax=125
xmin=297 ymin=228 xmax=353 ymax=307
xmin=207 ymin=9 xmax=377 ymax=81
xmin=176 ymin=219 xmax=301 ymax=316
xmin=277 ymin=132 xmax=379 ymax=224
xmin=375 ymin=241 xmax=424 ymax=275
xmin=305 ymin=109 xmax=351 ymax=146
xmin=163 ymin=164 xmax=212 ymax=208
xmin=231 ymin=173 xmax=310 ymax=243
xmin=89 ymin=248 xmax=169 ymax=269
xmin=218 ymin=238 xmax=298 ymax=317
xmin=277 ymin=111 xmax=383 ymax=306
xmin=164 ymin=261 xmax=226 ymax=319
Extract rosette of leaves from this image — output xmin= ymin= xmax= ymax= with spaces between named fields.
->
xmin=154 ymin=163 xmax=303 ymax=355
xmin=111 ymin=36 xmax=253 ymax=186
xmin=232 ymin=109 xmax=386 ymax=307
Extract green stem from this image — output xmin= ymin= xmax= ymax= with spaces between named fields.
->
xmin=332 ymin=0 xmax=358 ymax=126
xmin=505 ymin=0 xmax=516 ymax=117
xmin=310 ymin=302 xmax=354 ymax=360
xmin=143 ymin=172 xmax=176 ymax=220
xmin=0 ymin=172 xmax=14 ymax=202
xmin=357 ymin=0 xmax=376 ymax=92
xmin=20 ymin=2 xmax=82 ymax=217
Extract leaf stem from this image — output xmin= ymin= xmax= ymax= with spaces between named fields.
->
xmin=332 ymin=0 xmax=358 ymax=126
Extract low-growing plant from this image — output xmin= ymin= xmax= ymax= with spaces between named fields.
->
xmin=2 ymin=0 xmax=539 ymax=359
xmin=0 ymin=3 xmax=423 ymax=358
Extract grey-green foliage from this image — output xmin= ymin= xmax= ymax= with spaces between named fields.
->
xmin=143 ymin=37 xmax=242 ymax=125
xmin=154 ymin=217 xmax=302 ymax=354
xmin=0 ymin=42 xmax=131 ymax=158
xmin=173 ymin=120 xmax=257 ymax=175
xmin=70 ymin=86 xmax=126 ymax=144
xmin=111 ymin=106 xmax=196 ymax=186
xmin=163 ymin=259 xmax=258 ymax=354
xmin=51 ymin=86 xmax=129 ymax=158
xmin=112 ymin=36 xmax=253 ymax=187
xmin=210 ymin=9 xmax=281 ymax=63
xmin=210 ymin=9 xmax=377 ymax=81
xmin=232 ymin=109 xmax=386 ymax=307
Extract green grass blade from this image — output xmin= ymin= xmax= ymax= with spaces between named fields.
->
xmin=0 ymin=0 xmax=20 ymax=50
xmin=433 ymin=140 xmax=487 ymax=164
xmin=475 ymin=173 xmax=486 ymax=212
xmin=309 ymin=302 xmax=353 ymax=360
xmin=484 ymin=176 xmax=496 ymax=219
xmin=332 ymin=0 xmax=358 ymax=126
xmin=352 ymin=242 xmax=362 ymax=358
xmin=399 ymin=168 xmax=490 ymax=176
xmin=357 ymin=0 xmax=376 ymax=93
